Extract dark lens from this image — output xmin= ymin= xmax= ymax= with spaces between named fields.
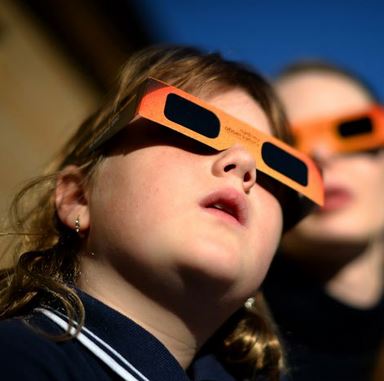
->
xmin=338 ymin=116 xmax=373 ymax=137
xmin=261 ymin=142 xmax=308 ymax=186
xmin=164 ymin=94 xmax=220 ymax=138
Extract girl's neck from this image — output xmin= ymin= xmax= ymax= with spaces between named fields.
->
xmin=77 ymin=256 xmax=234 ymax=369
xmin=284 ymin=236 xmax=384 ymax=308
xmin=325 ymin=238 xmax=383 ymax=308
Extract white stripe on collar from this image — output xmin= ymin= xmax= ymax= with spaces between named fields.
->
xmin=36 ymin=308 xmax=150 ymax=381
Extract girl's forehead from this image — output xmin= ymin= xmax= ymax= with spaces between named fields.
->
xmin=205 ymin=88 xmax=271 ymax=136
xmin=277 ymin=72 xmax=373 ymax=123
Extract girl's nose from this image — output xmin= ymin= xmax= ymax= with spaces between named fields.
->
xmin=310 ymin=144 xmax=334 ymax=168
xmin=212 ymin=144 xmax=257 ymax=193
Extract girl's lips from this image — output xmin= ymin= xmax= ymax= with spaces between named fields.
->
xmin=200 ymin=188 xmax=248 ymax=227
xmin=320 ymin=186 xmax=353 ymax=212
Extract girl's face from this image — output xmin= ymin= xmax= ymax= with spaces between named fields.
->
xmin=277 ymin=72 xmax=384 ymax=244
xmin=84 ymin=87 xmax=283 ymax=299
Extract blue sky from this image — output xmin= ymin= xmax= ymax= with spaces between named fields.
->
xmin=134 ymin=0 xmax=384 ymax=100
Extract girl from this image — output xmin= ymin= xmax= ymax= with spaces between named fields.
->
xmin=0 ymin=46 xmax=322 ymax=381
xmin=264 ymin=61 xmax=384 ymax=381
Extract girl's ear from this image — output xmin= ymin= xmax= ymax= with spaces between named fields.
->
xmin=55 ymin=165 xmax=90 ymax=234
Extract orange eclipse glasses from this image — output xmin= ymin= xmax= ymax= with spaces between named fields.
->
xmin=292 ymin=105 xmax=384 ymax=156
xmin=90 ymin=78 xmax=324 ymax=227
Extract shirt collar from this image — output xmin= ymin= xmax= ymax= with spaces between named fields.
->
xmin=78 ymin=290 xmax=191 ymax=381
xmin=42 ymin=290 xmax=232 ymax=381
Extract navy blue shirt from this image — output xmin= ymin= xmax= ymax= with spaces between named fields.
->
xmin=263 ymin=253 xmax=384 ymax=381
xmin=0 ymin=291 xmax=232 ymax=381
xmin=188 ymin=350 xmax=237 ymax=381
